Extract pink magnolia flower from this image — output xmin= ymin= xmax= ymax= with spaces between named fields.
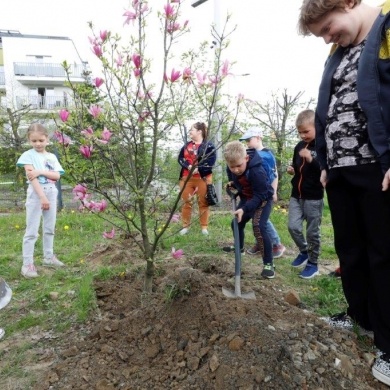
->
xmin=89 ymin=200 xmax=107 ymax=212
xmin=100 ymin=30 xmax=108 ymax=42
xmin=72 ymin=183 xmax=88 ymax=201
xmin=138 ymin=111 xmax=151 ymax=122
xmin=182 ymin=67 xmax=192 ymax=81
xmin=80 ymin=145 xmax=93 ymax=158
xmin=103 ymin=228 xmax=115 ymax=239
xmin=59 ymin=109 xmax=69 ymax=122
xmin=170 ymin=213 xmax=180 ymax=223
xmin=88 ymin=105 xmax=102 ymax=118
xmin=115 ymin=54 xmax=123 ymax=67
xmin=81 ymin=127 xmax=94 ymax=138
xmin=123 ymin=10 xmax=137 ymax=25
xmin=164 ymin=3 xmax=176 ymax=19
xmin=167 ymin=21 xmax=180 ymax=34
xmin=94 ymin=77 xmax=104 ymax=88
xmin=52 ymin=130 xmax=71 ymax=146
xmin=237 ymin=93 xmax=245 ymax=103
xmin=196 ymin=72 xmax=208 ymax=87
xmin=171 ymin=247 xmax=184 ymax=259
xmin=101 ymin=127 xmax=112 ymax=142
xmin=169 ymin=68 xmax=181 ymax=83
xmin=132 ymin=53 xmax=141 ymax=68
xmin=92 ymin=45 xmax=103 ymax=58
xmin=220 ymin=59 xmax=231 ymax=77
xmin=133 ymin=68 xmax=141 ymax=78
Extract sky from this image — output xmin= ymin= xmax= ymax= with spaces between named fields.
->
xmin=0 ymin=0 xmax=381 ymax=103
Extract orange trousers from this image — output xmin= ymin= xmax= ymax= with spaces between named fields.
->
xmin=179 ymin=175 xmax=212 ymax=230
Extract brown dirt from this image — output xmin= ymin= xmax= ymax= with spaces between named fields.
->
xmin=3 ymin=243 xmax=388 ymax=390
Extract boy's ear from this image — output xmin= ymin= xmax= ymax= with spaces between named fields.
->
xmin=245 ymin=155 xmax=249 ymax=162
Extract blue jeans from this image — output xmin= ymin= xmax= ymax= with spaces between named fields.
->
xmin=287 ymin=197 xmax=323 ymax=264
xmin=231 ymin=199 xmax=273 ymax=264
xmin=266 ymin=220 xmax=281 ymax=246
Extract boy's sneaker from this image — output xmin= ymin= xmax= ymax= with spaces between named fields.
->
xmin=299 ymin=263 xmax=319 ymax=279
xmin=320 ymin=312 xmax=373 ymax=337
xmin=201 ymin=229 xmax=209 ymax=236
xmin=291 ymin=252 xmax=308 ymax=268
xmin=43 ymin=255 xmax=65 ymax=268
xmin=372 ymin=351 xmax=390 ymax=386
xmin=21 ymin=264 xmax=38 ymax=278
xmin=246 ymin=245 xmax=260 ymax=255
xmin=273 ymin=244 xmax=286 ymax=258
xmin=261 ymin=263 xmax=275 ymax=279
xmin=222 ymin=246 xmax=245 ymax=254
xmin=0 ymin=328 xmax=4 ymax=340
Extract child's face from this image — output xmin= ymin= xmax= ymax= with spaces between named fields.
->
xmin=227 ymin=156 xmax=249 ymax=176
xmin=245 ymin=136 xmax=261 ymax=149
xmin=297 ymin=123 xmax=315 ymax=143
xmin=28 ymin=131 xmax=49 ymax=153
xmin=308 ymin=7 xmax=361 ymax=47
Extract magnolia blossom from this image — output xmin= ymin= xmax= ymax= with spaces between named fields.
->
xmin=169 ymin=68 xmax=181 ymax=83
xmin=103 ymin=228 xmax=115 ymax=239
xmin=115 ymin=54 xmax=123 ymax=67
xmin=171 ymin=247 xmax=184 ymax=259
xmin=94 ymin=77 xmax=104 ymax=88
xmin=92 ymin=45 xmax=103 ymax=58
xmin=167 ymin=21 xmax=180 ymax=34
xmin=59 ymin=109 xmax=69 ymax=122
xmin=170 ymin=214 xmax=180 ymax=223
xmin=72 ymin=183 xmax=88 ymax=201
xmin=100 ymin=30 xmax=108 ymax=42
xmin=182 ymin=67 xmax=192 ymax=81
xmin=81 ymin=127 xmax=94 ymax=138
xmin=196 ymin=72 xmax=208 ymax=87
xmin=133 ymin=68 xmax=141 ymax=78
xmin=86 ymin=200 xmax=107 ymax=212
xmin=52 ymin=131 xmax=71 ymax=146
xmin=132 ymin=53 xmax=141 ymax=68
xmin=164 ymin=3 xmax=176 ymax=19
xmin=88 ymin=105 xmax=102 ymax=118
xmin=138 ymin=111 xmax=151 ymax=122
xmin=96 ymin=127 xmax=113 ymax=144
xmin=220 ymin=59 xmax=231 ymax=77
xmin=80 ymin=145 xmax=93 ymax=158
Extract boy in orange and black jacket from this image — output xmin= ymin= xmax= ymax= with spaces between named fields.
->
xmin=287 ymin=109 xmax=324 ymax=279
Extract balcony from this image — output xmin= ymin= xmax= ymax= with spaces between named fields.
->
xmin=0 ymin=67 xmax=5 ymax=88
xmin=15 ymin=95 xmax=74 ymax=110
xmin=13 ymin=62 xmax=86 ymax=86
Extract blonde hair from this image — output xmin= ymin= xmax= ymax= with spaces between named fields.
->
xmin=295 ymin=109 xmax=315 ymax=128
xmin=298 ymin=0 xmax=362 ymax=36
xmin=223 ymin=141 xmax=246 ymax=165
xmin=27 ymin=123 xmax=49 ymax=139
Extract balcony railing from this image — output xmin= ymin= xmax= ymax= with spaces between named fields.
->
xmin=13 ymin=62 xmax=85 ymax=78
xmin=15 ymin=95 xmax=74 ymax=110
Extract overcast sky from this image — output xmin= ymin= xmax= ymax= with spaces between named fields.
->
xmin=0 ymin=0 xmax=381 ymax=103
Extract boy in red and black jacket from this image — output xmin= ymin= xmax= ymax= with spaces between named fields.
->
xmin=287 ymin=109 xmax=324 ymax=279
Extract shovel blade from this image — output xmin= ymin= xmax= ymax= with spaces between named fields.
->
xmin=222 ymin=286 xmax=256 ymax=300
xmin=0 ymin=278 xmax=12 ymax=310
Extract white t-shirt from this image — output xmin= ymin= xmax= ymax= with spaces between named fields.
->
xmin=16 ymin=149 xmax=65 ymax=184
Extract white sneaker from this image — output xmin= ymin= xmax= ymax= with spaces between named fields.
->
xmin=43 ymin=255 xmax=65 ymax=268
xmin=179 ymin=228 xmax=189 ymax=235
xmin=0 ymin=328 xmax=4 ymax=340
xmin=21 ymin=264 xmax=38 ymax=278
xmin=201 ymin=229 xmax=209 ymax=235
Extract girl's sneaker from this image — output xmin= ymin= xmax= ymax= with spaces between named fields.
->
xmin=0 ymin=328 xmax=5 ymax=340
xmin=43 ymin=255 xmax=65 ymax=268
xmin=261 ymin=263 xmax=275 ymax=279
xmin=21 ymin=264 xmax=38 ymax=278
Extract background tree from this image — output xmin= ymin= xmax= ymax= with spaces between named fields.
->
xmin=54 ymin=0 xmax=242 ymax=293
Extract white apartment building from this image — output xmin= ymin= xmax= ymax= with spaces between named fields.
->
xmin=0 ymin=29 xmax=88 ymax=111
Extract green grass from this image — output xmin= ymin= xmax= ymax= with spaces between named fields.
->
xmin=0 ymin=195 xmax=346 ymax=384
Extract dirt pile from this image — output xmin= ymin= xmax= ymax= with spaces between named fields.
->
xmin=36 ymin=255 xmax=387 ymax=390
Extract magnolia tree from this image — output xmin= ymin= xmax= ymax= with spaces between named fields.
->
xmin=53 ymin=0 xmax=242 ymax=292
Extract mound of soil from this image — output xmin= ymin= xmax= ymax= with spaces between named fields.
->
xmin=34 ymin=253 xmax=387 ymax=390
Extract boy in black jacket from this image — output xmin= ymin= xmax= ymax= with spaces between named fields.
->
xmin=223 ymin=141 xmax=275 ymax=278
xmin=287 ymin=109 xmax=324 ymax=279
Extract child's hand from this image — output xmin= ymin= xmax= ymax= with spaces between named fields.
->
xmin=320 ymin=170 xmax=327 ymax=188
xmin=40 ymin=196 xmax=50 ymax=210
xmin=286 ymin=165 xmax=294 ymax=175
xmin=299 ymin=148 xmax=313 ymax=162
xmin=382 ymin=168 xmax=390 ymax=191
xmin=234 ymin=208 xmax=244 ymax=223
xmin=26 ymin=168 xmax=40 ymax=181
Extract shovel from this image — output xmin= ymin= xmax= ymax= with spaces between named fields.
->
xmin=222 ymin=188 xmax=256 ymax=300
xmin=0 ymin=278 xmax=12 ymax=310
